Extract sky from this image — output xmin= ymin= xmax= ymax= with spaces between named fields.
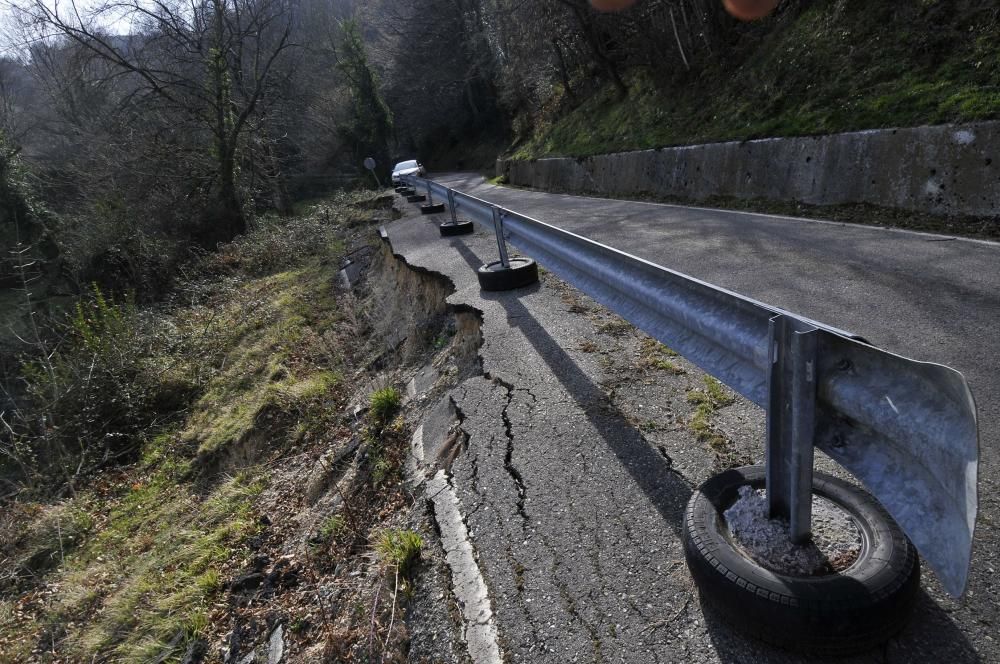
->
xmin=0 ymin=0 xmax=141 ymax=57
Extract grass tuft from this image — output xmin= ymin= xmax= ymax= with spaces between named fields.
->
xmin=376 ymin=529 xmax=423 ymax=579
xmin=369 ymin=387 xmax=402 ymax=429
xmin=687 ymin=376 xmax=742 ymax=469
xmin=637 ymin=337 xmax=685 ymax=375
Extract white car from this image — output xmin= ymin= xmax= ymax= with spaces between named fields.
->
xmin=392 ymin=159 xmax=425 ymax=185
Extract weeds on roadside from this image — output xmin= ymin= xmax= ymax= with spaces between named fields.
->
xmin=687 ymin=376 xmax=747 ymax=469
xmin=637 ymin=337 xmax=685 ymax=375
xmin=364 ymin=387 xmax=405 ymax=488
xmin=597 ymin=319 xmax=632 ymax=336
xmin=375 ymin=529 xmax=424 ymax=596
xmin=318 ymin=515 xmax=346 ymax=542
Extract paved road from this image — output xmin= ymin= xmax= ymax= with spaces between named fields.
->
xmin=391 ymin=177 xmax=1000 ymax=662
xmin=439 ymin=173 xmax=1000 ymax=467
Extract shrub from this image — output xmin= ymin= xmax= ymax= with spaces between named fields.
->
xmin=3 ymin=285 xmax=156 ymax=493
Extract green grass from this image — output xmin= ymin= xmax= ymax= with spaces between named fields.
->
xmin=318 ymin=514 xmax=347 ymax=542
xmin=376 ymin=529 xmax=423 ymax=580
xmin=369 ymin=387 xmax=402 ymax=429
xmin=513 ymin=1 xmax=1000 ymax=158
xmin=638 ymin=337 xmax=685 ymax=374
xmin=687 ymin=376 xmax=741 ymax=469
xmin=182 ymin=265 xmax=344 ymax=458
xmin=1 ymin=469 xmax=267 ymax=663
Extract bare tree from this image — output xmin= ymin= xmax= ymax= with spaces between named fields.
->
xmin=15 ymin=0 xmax=295 ymax=244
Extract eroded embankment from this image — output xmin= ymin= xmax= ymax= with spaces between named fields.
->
xmin=0 ymin=197 xmax=497 ymax=664
xmin=363 ymin=238 xmax=483 ymax=377
xmin=370 ymin=234 xmax=505 ymax=664
xmin=223 ymin=232 xmax=497 ymax=663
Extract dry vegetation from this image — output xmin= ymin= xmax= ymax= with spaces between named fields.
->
xmin=0 ymin=191 xmax=432 ymax=663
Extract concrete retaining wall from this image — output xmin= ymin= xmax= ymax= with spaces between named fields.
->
xmin=498 ymin=122 xmax=1000 ymax=218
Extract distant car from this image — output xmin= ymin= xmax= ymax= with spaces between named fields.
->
xmin=392 ymin=159 xmax=425 ymax=185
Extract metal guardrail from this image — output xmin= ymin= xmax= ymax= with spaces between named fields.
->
xmin=404 ymin=175 xmax=980 ymax=598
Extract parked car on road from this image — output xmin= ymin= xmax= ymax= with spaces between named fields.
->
xmin=392 ymin=159 xmax=425 ymax=185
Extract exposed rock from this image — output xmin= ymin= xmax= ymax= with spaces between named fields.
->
xmin=180 ymin=639 xmax=207 ymax=664
xmin=268 ymin=625 xmax=285 ymax=664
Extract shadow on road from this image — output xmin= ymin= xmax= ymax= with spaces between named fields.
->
xmin=449 ymin=238 xmax=693 ymax=538
xmin=446 ymin=235 xmax=981 ymax=664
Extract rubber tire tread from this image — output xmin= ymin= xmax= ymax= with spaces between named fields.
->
xmin=477 ymin=258 xmax=538 ymax=291
xmin=440 ymin=221 xmax=474 ymax=236
xmin=682 ymin=465 xmax=919 ymax=656
xmin=421 ymin=203 xmax=446 ymax=214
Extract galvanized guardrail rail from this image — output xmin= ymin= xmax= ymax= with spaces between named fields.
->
xmin=404 ymin=175 xmax=979 ymax=598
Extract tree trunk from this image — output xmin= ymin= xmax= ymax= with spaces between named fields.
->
xmin=465 ymin=77 xmax=481 ymax=122
xmin=570 ymin=4 xmax=628 ymax=99
xmin=552 ymin=38 xmax=575 ymax=101
xmin=217 ymin=148 xmax=247 ymax=240
xmin=207 ymin=0 xmax=245 ymax=244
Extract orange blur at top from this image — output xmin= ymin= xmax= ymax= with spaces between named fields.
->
xmin=588 ymin=0 xmax=779 ymax=21
xmin=589 ymin=0 xmax=638 ymax=12
xmin=723 ymin=0 xmax=780 ymax=21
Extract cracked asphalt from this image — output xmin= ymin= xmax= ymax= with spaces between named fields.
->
xmin=386 ymin=180 xmax=997 ymax=663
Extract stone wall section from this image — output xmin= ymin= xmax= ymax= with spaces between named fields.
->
xmin=498 ymin=122 xmax=1000 ymax=217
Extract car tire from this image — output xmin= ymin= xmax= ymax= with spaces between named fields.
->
xmin=682 ymin=465 xmax=920 ymax=656
xmin=476 ymin=258 xmax=539 ymax=291
xmin=406 ymin=194 xmax=426 ymax=203
xmin=440 ymin=221 xmax=474 ymax=237
xmin=421 ymin=203 xmax=445 ymax=214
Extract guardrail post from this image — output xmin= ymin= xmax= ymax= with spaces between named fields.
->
xmin=491 ymin=206 xmax=511 ymax=268
xmin=447 ymin=190 xmax=458 ymax=225
xmin=426 ymin=182 xmax=435 ymax=205
xmin=766 ymin=314 xmax=819 ymax=543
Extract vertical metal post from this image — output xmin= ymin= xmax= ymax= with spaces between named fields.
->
xmin=766 ymin=314 xmax=819 ymax=543
xmin=447 ymin=190 xmax=458 ymax=225
xmin=491 ymin=206 xmax=511 ymax=268
xmin=426 ymin=182 xmax=434 ymax=205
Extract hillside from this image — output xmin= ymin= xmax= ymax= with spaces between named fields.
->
xmin=512 ymin=1 xmax=1000 ymax=159
xmin=0 ymin=194 xmax=464 ymax=662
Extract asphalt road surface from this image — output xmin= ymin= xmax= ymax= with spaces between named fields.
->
xmin=438 ymin=173 xmax=1000 ymax=478
xmin=391 ymin=176 xmax=1000 ymax=662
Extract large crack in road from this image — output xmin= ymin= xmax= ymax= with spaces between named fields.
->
xmin=390 ymin=192 xmax=987 ymax=663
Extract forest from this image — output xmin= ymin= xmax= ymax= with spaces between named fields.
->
xmin=1 ymin=0 xmax=996 ymax=303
